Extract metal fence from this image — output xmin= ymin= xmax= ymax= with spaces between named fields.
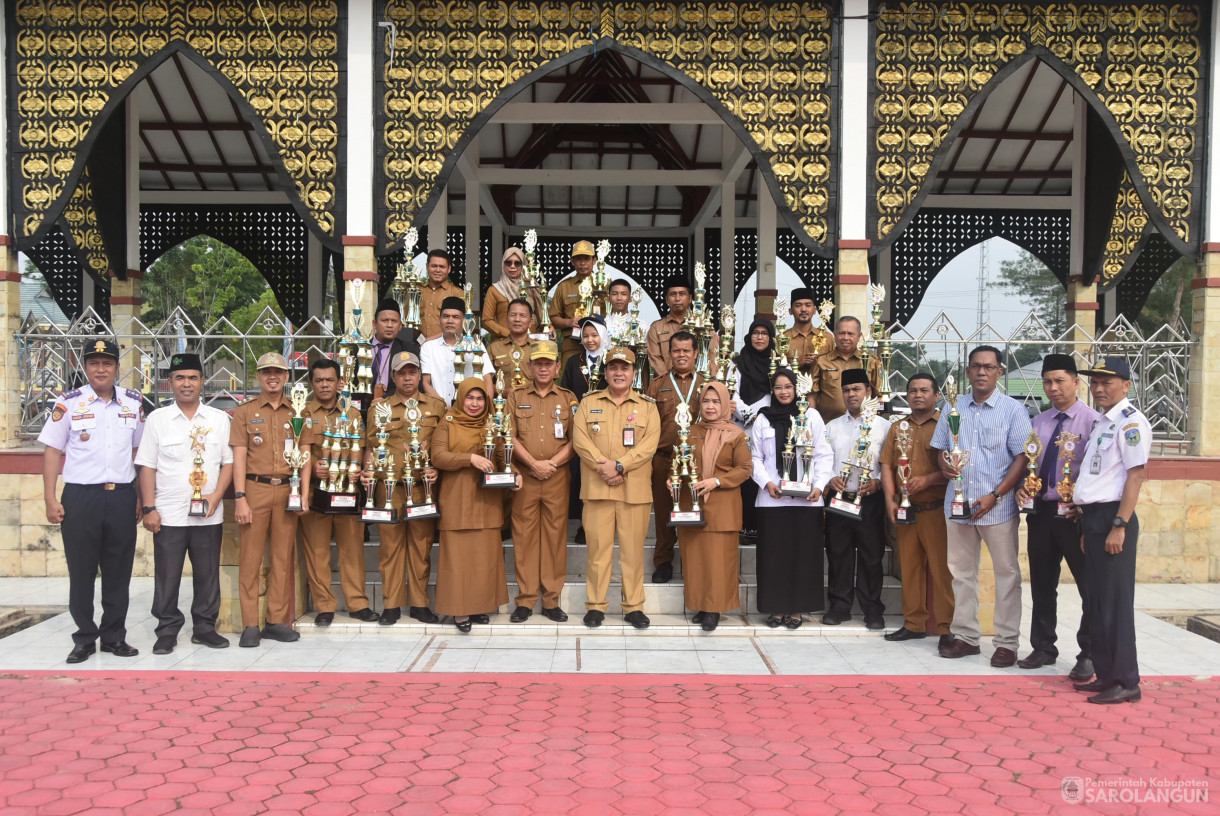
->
xmin=15 ymin=307 xmax=1196 ymax=451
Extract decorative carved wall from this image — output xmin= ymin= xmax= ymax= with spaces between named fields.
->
xmin=9 ymin=0 xmax=343 ymax=243
xmin=376 ymin=1 xmax=836 ymax=251
xmin=60 ymin=168 xmax=109 ymax=282
xmin=871 ymin=2 xmax=1204 ymax=252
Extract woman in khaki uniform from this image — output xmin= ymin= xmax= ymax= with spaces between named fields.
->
xmin=431 ymin=378 xmax=517 ymax=632
xmin=482 ymin=247 xmax=543 ymax=339
xmin=676 ymin=381 xmax=753 ymax=631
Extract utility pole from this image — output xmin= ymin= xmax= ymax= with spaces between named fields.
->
xmin=976 ymin=241 xmax=990 ymax=328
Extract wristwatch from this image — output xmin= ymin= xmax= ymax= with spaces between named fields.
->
xmin=1112 ymin=516 xmax=1128 ymax=528
xmin=714 ymin=478 xmax=722 ymax=488
xmin=990 ymin=490 xmax=1002 ymax=501
xmin=614 ymin=461 xmax=624 ymax=475
xmin=141 ymin=506 xmax=156 ymax=514
xmin=234 ymin=492 xmax=247 ymax=499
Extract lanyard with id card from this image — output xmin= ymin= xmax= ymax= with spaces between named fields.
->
xmin=623 ymin=411 xmax=636 ymax=447
xmin=553 ymin=405 xmax=565 ymax=439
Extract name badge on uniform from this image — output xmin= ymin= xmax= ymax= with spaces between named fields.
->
xmin=554 ymin=406 xmax=565 ymax=439
xmin=623 ymin=412 xmax=636 ymax=447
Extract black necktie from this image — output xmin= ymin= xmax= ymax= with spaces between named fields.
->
xmin=1038 ymin=412 xmax=1068 ymax=498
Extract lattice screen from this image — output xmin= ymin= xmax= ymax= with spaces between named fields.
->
xmin=1116 ymin=234 xmax=1184 ymax=323
xmin=24 ymin=225 xmax=100 ymax=322
xmin=778 ymin=229 xmax=837 ymax=300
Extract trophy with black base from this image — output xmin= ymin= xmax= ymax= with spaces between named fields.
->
xmin=1019 ymin=430 xmax=1043 ymax=515
xmin=312 ymin=404 xmax=362 ymax=512
xmin=284 ymin=382 xmax=310 ymax=512
xmin=362 ymin=401 xmax=398 ymax=523
xmin=827 ymin=396 xmax=882 ymax=520
xmin=893 ymin=420 xmax=917 ymax=525
xmin=391 ymin=227 xmax=424 ymax=330
xmin=667 ymin=402 xmax=706 ymax=527
xmin=941 ymin=375 xmax=973 ymax=519
xmin=187 ymin=424 xmax=211 ymax=517
xmin=779 ymin=372 xmax=816 ymax=497
xmin=402 ymin=398 xmax=440 ymax=520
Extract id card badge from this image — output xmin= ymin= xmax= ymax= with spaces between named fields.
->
xmin=623 ymin=426 xmax=635 ymax=447
xmin=284 ymin=437 xmax=294 ymax=455
xmin=554 ymin=422 xmax=565 ymax=439
xmin=1090 ymin=453 xmax=1102 ymax=476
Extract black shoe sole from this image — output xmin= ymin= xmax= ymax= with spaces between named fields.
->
xmin=541 ymin=609 xmax=568 ymax=622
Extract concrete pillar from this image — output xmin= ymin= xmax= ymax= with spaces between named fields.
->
xmin=341 ymin=237 xmax=378 ymax=327
xmin=835 ymin=241 xmax=871 ymax=326
xmin=756 ymin=172 xmax=777 ymax=321
xmin=719 ymin=182 xmax=734 ymax=311
xmin=1189 ymin=250 xmax=1220 ymax=456
xmin=0 ymin=239 xmax=21 ymax=449
xmin=465 ymin=146 xmax=481 ymax=305
xmin=110 ymin=97 xmax=146 ymax=391
xmin=428 ymin=191 xmax=448 ymax=252
xmin=1065 ymin=275 xmax=1099 ymax=344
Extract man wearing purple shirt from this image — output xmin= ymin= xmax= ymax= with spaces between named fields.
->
xmin=1015 ymin=354 xmax=1099 ymax=681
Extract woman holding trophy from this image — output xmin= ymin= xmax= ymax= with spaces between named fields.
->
xmin=675 ymin=382 xmax=753 ymax=631
xmin=431 ymin=378 xmax=519 ymax=632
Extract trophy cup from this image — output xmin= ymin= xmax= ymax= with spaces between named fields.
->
xmin=575 ymin=276 xmax=593 ymax=322
xmin=1019 ymin=429 xmax=1044 ymax=514
xmin=187 ymin=424 xmax=211 ymax=517
xmin=779 ymin=371 xmax=816 ymax=497
xmin=362 ymin=401 xmax=397 ymax=523
xmin=827 ymin=396 xmax=882 ymax=519
xmin=523 ymin=229 xmax=553 ymax=341
xmin=713 ymin=305 xmax=736 ymax=385
xmin=341 ymin=278 xmax=374 ymax=411
xmin=592 ymin=240 xmax=611 ymax=316
xmin=1053 ymin=431 xmax=1081 ymax=518
xmin=282 ymin=381 xmax=310 ymax=512
xmin=771 ymin=297 xmax=790 ymax=376
xmin=941 ymin=375 xmax=973 ymax=519
xmin=452 ymin=284 xmax=482 ymax=388
xmin=313 ymin=403 xmax=361 ymax=512
xmin=893 ymin=420 xmax=917 ymax=525
xmin=667 ymin=402 xmax=706 ymax=526
xmin=481 ymin=371 xmax=518 ymax=488
xmin=624 ymin=288 xmax=648 ymax=388
xmin=814 ymin=299 xmax=835 ymax=356
xmin=869 ymin=284 xmax=892 ymax=409
xmin=691 ymin=263 xmax=713 ymax=375
xmin=402 ymin=398 xmax=440 ymax=519
xmin=391 ymin=227 xmax=424 ymax=329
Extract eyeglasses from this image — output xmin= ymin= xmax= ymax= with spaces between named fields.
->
xmin=750 ymin=330 xmax=770 ymax=337
xmin=504 ymin=260 xmax=523 ymax=267
xmin=967 ymin=363 xmax=1001 ymax=373
xmin=773 ymin=384 xmax=794 ymax=392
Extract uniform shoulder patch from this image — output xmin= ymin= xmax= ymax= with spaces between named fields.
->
xmin=639 ymin=394 xmax=656 ymax=404
xmin=63 ymin=388 xmax=81 ymax=399
xmin=1124 ymin=428 xmax=1141 ymax=446
xmin=51 ymin=403 xmax=66 ymax=422
xmin=1121 ymin=405 xmax=1136 ymax=417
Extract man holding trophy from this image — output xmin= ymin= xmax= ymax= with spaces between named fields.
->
xmin=931 ymin=346 xmax=1032 ymax=667
xmin=136 ymin=353 xmax=233 ymax=655
xmin=1014 ymin=354 xmax=1099 ymax=679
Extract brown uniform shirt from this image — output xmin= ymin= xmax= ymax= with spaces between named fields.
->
xmin=300 ymin=398 xmax=362 ymax=486
xmin=482 ymin=286 xmax=542 ymax=339
xmin=431 ymin=419 xmax=506 ymax=531
xmin=548 ymin=274 xmax=590 ymax=326
xmin=573 ymin=389 xmax=660 ymax=504
xmin=364 ymin=390 xmax=446 ymax=499
xmin=509 ymin=383 xmax=578 ymax=465
xmin=878 ymin=409 xmax=947 ymax=505
xmin=676 ymin=430 xmax=754 ymax=532
xmin=644 ymin=370 xmax=706 ymax=454
xmin=810 ymin=350 xmax=884 ymax=422
xmin=488 ymin=336 xmax=535 ymax=389
xmin=229 ymin=395 xmax=295 ymax=478
xmin=419 ymin=279 xmax=464 ymax=340
xmin=645 ymin=313 xmax=688 ymax=378
xmin=784 ymin=326 xmax=834 ymax=373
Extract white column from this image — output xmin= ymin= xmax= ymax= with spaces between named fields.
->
xmin=756 ymin=172 xmax=777 ymax=305
xmin=427 ymin=189 xmax=448 ymax=250
xmin=345 ymin=0 xmax=374 ymax=237
xmin=878 ymin=247 xmax=893 ymax=322
xmin=837 ymin=0 xmax=871 ymax=241
xmin=1207 ymin=6 xmax=1220 ymax=244
xmin=719 ymin=182 xmax=734 ymax=308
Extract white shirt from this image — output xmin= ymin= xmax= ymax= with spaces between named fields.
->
xmin=135 ymin=402 xmax=233 ymax=526
xmin=420 ymin=335 xmax=495 ymax=406
xmin=1072 ymin=398 xmax=1152 ymax=505
xmin=825 ymin=410 xmax=892 ymax=492
xmin=750 ymin=408 xmax=835 ymax=508
xmin=37 ymin=384 xmax=145 ymax=484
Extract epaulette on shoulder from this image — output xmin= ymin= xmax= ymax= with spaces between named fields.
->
xmin=125 ymin=388 xmax=143 ymax=402
xmin=639 ymin=394 xmax=656 ymax=404
xmin=62 ymin=388 xmax=81 ymax=399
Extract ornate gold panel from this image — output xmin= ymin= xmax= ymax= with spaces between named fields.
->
xmin=1101 ymin=170 xmax=1151 ymax=286
xmin=377 ymin=1 xmax=835 ymax=248
xmin=873 ymin=2 xmax=1202 ymax=249
xmin=11 ymin=0 xmax=342 ymax=240
xmin=61 ymin=167 xmax=109 ymax=278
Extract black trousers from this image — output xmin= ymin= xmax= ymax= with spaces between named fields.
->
xmin=825 ymin=493 xmax=886 ymax=618
xmin=152 ymin=524 xmax=223 ymax=638
xmin=1081 ymin=502 xmax=1140 ymax=689
xmin=60 ymin=482 xmax=138 ymax=646
xmin=1027 ymin=502 xmax=1091 ymax=660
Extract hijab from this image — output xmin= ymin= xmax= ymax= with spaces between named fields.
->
xmin=580 ymin=316 xmax=610 ymax=365
xmin=443 ymin=377 xmax=491 ymax=454
xmin=758 ymin=369 xmax=799 ymax=465
xmin=492 ymin=247 xmax=525 ymax=302
xmin=698 ymin=381 xmax=741 ymax=477
xmin=735 ymin=318 xmax=775 ymax=405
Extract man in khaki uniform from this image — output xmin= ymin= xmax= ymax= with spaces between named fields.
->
xmin=810 ymin=315 xmax=884 ymax=423
xmin=644 ymin=330 xmax=704 ymax=584
xmin=298 ymin=358 xmax=376 ymax=626
xmin=507 ymin=340 xmax=578 ymax=622
xmin=549 ymin=240 xmax=596 ymax=367
xmin=363 ymin=352 xmax=446 ymax=625
xmin=645 ymin=275 xmax=692 ymax=378
xmin=230 ymin=352 xmax=307 ymax=648
xmin=488 ymin=298 xmax=536 ymax=390
xmin=573 ymin=346 xmax=660 ymax=630
xmin=785 ymin=287 xmax=834 ymax=377
xmin=418 ymin=249 xmax=464 ymax=341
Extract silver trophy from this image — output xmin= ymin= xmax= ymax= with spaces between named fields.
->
xmin=481 ymin=371 xmax=517 ymax=488
xmin=402 ymin=398 xmax=440 ymax=520
xmin=779 ymin=371 xmax=816 ymax=497
xmin=827 ymin=396 xmax=882 ymax=520
xmin=667 ymin=402 xmax=706 ymax=527
xmin=362 ymin=401 xmax=398 ymax=523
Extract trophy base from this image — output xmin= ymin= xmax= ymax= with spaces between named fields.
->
xmin=894 ymin=506 xmax=917 ymax=525
xmin=827 ymin=497 xmax=863 ymax=520
xmin=311 ymin=489 xmax=360 ymax=514
xmin=668 ymin=510 xmax=705 ymax=527
xmin=361 ymin=507 xmax=399 ymax=524
xmin=482 ymin=472 xmax=517 ymax=488
xmin=1018 ymin=497 xmax=1036 ymax=515
xmin=286 ymin=495 xmax=303 ymax=512
xmin=949 ymin=500 xmax=972 ymax=519
xmin=403 ymin=503 xmax=440 ymax=520
xmin=188 ymin=498 xmax=209 ymax=517
xmin=1056 ymin=502 xmax=1076 ymax=519
xmin=779 ymin=480 xmax=813 ymax=498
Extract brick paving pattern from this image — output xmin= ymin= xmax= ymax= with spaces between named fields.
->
xmin=0 ymin=672 xmax=1216 ymax=815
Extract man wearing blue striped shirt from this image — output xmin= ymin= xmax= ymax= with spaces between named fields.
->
xmin=931 ymin=346 xmax=1033 ymax=667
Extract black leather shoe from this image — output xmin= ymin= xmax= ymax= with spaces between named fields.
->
xmin=408 ymin=607 xmax=439 ymax=623
xmin=349 ymin=608 xmax=380 ymax=623
xmin=938 ymin=634 xmax=955 ymax=650
xmin=541 ymin=607 xmax=568 ymax=622
xmin=574 ymin=526 xmax=586 ymax=544
xmin=1017 ymin=649 xmax=1057 ymax=669
xmin=583 ymin=610 xmax=604 ymax=628
xmin=864 ymin=616 xmax=885 ymax=631
xmin=691 ymin=611 xmax=706 ymax=624
xmin=1073 ymin=679 xmax=1113 ymax=693
xmin=191 ymin=631 xmax=229 ymax=649
xmin=100 ymin=641 xmax=139 ymax=657
xmin=379 ymin=607 xmax=401 ymax=626
xmin=784 ymin=614 xmax=803 ymax=630
xmin=470 ymin=614 xmax=491 ymax=625
xmin=314 ymin=612 xmax=334 ymax=627
xmin=884 ymin=627 xmax=927 ymax=642
xmin=624 ymin=611 xmax=651 ymax=630
xmin=820 ymin=610 xmax=850 ymax=626
xmin=1068 ymin=657 xmax=1095 ymax=682
xmin=652 ymin=562 xmax=673 ymax=583
xmin=700 ymin=612 xmax=720 ymax=632
xmin=1088 ymin=685 xmax=1141 ymax=705
xmin=239 ymin=626 xmax=261 ymax=648
xmin=66 ymin=643 xmax=95 ymax=664
xmin=455 ymin=618 xmax=472 ymax=634
xmin=152 ymin=636 xmax=176 ymax=655
xmin=261 ymin=623 xmax=300 ymax=642
xmin=509 ymin=606 xmax=533 ymax=623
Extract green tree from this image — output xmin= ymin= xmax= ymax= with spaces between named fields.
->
xmin=995 ymin=250 xmax=1067 ymax=336
xmin=1137 ymin=256 xmax=1192 ymax=337
xmin=141 ymin=236 xmax=270 ymax=329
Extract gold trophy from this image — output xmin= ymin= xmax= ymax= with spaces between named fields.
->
xmin=1053 ymin=431 xmax=1081 ymax=518
xmin=893 ymin=420 xmax=916 ymax=525
xmin=771 ymin=297 xmax=790 ymax=376
xmin=522 ymin=229 xmax=552 ymax=340
xmin=453 ymin=284 xmax=482 ymax=388
xmin=315 ymin=404 xmax=361 ymax=511
xmin=779 ymin=371 xmax=816 ymax=497
xmin=390 ymin=227 xmax=424 ymax=329
xmin=667 ymin=401 xmax=705 ymax=526
xmin=1019 ymin=429 xmax=1044 ymax=515
xmin=869 ymin=284 xmax=892 ymax=408
xmin=691 ymin=263 xmax=713 ymax=375
xmin=187 ymin=424 xmax=212 ymax=517
xmin=941 ymin=375 xmax=972 ymax=519
xmin=624 ymin=288 xmax=648 ymax=388
xmin=814 ymin=299 xmax=835 ymax=356
xmin=713 ymin=305 xmax=736 ymax=385
xmin=402 ymin=398 xmax=440 ymax=519
xmin=827 ymin=396 xmax=882 ymax=519
xmin=481 ymin=371 xmax=517 ymax=488
xmin=284 ymin=381 xmax=310 ymax=512
xmin=362 ymin=401 xmax=397 ymax=523
xmin=342 ymin=278 xmax=374 ymax=402
xmin=592 ymin=239 xmax=611 ymax=316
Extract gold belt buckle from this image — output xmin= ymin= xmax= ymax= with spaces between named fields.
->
xmin=103 ymin=483 xmax=117 ymax=491
xmin=269 ymin=477 xmax=283 ymax=486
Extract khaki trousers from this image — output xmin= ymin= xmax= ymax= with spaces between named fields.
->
xmin=379 ymin=516 xmax=438 ymax=610
xmin=511 ymin=470 xmax=570 ymax=608
xmin=299 ymin=512 xmax=368 ymax=613
xmin=238 ymin=481 xmax=299 ymax=627
xmin=583 ymin=499 xmax=649 ymax=613
xmin=945 ymin=516 xmax=1022 ymax=650
xmin=896 ymin=509 xmax=954 ymax=634
xmin=650 ymin=453 xmax=678 ymax=567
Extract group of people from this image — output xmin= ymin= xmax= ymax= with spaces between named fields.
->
xmin=38 ymin=240 xmax=1150 ymax=703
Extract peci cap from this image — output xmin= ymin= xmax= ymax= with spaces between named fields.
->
xmin=530 ymin=340 xmax=559 ymax=361
xmin=375 ymin=298 xmax=401 ymax=318
xmin=256 ymin=352 xmax=290 ymax=371
xmin=390 ymin=351 xmax=421 ymax=372
xmin=790 ymin=287 xmax=815 ymax=304
xmin=841 ymin=367 xmax=870 ymax=388
xmin=1040 ymin=353 xmax=1078 ymax=376
xmin=606 ymin=346 xmax=637 ymax=366
xmin=571 ymin=240 xmax=595 ymax=258
xmin=169 ymin=352 xmax=203 ymax=374
xmin=1080 ymin=355 xmax=1132 ymax=380
xmin=82 ymin=338 xmax=120 ymax=361
xmin=440 ymin=295 xmax=466 ymax=314
xmin=661 ymin=274 xmax=692 ymax=295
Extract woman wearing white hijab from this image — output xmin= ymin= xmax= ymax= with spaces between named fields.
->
xmin=483 ymin=247 xmax=543 ymax=339
xmin=560 ymin=315 xmax=610 ymax=401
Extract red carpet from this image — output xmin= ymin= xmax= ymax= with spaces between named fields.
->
xmin=0 ymin=672 xmax=1216 ymax=815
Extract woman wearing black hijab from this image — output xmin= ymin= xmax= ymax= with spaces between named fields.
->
xmin=731 ymin=318 xmax=775 ymax=540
